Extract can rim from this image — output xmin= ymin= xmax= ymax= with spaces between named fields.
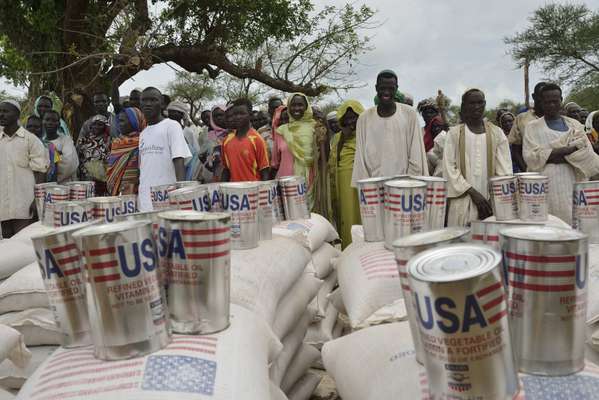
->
xmin=574 ymin=180 xmax=599 ymax=188
xmin=392 ymin=228 xmax=470 ymax=249
xmin=72 ymin=220 xmax=152 ymax=238
xmin=158 ymin=210 xmax=231 ymax=221
xmin=65 ymin=181 xmax=94 ymax=186
xmin=489 ymin=175 xmax=516 ymax=183
xmin=50 ymin=200 xmax=92 ymax=207
xmin=409 ymin=244 xmax=501 ymax=283
xmin=220 ymin=182 xmax=260 ymax=190
xmin=31 ymin=220 xmax=100 ymax=240
xmin=411 ymin=175 xmax=447 ymax=183
xmin=499 ymin=226 xmax=587 ymax=242
xmin=169 ymin=186 xmax=207 ymax=196
xmin=517 ymin=175 xmax=548 ymax=181
xmin=356 ymin=176 xmax=391 ymax=184
xmin=384 ymin=179 xmax=427 ymax=189
xmin=87 ymin=196 xmax=122 ymax=204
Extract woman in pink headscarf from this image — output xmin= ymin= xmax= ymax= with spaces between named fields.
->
xmin=202 ymin=105 xmax=228 ymax=182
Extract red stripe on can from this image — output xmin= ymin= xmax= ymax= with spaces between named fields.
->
xmin=93 ymin=274 xmax=121 ymax=283
xmin=52 ymin=243 xmax=77 ymax=254
xmin=508 ymin=266 xmax=574 ymax=277
xmin=505 ymin=251 xmax=575 ymax=263
xmin=181 ymin=227 xmax=230 ymax=235
xmin=88 ymin=247 xmax=115 ymax=256
xmin=90 ymin=260 xmax=118 ymax=269
xmin=488 ymin=309 xmax=508 ymax=324
xmin=183 ymin=238 xmax=231 ymax=247
xmin=509 ymin=281 xmax=574 ymax=292
xmin=482 ymin=293 xmax=505 ymax=311
xmin=476 ymin=282 xmax=502 ymax=297
xmin=187 ymin=250 xmax=230 ymax=260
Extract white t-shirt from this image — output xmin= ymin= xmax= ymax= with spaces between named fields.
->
xmin=138 ymin=118 xmax=192 ymax=211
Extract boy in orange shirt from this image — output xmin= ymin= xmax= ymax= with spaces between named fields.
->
xmin=221 ymin=98 xmax=270 ymax=182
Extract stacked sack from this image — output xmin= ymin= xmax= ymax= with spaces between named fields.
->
xmin=0 ymin=223 xmax=59 ymax=397
xmin=269 ymin=213 xmax=342 ymax=398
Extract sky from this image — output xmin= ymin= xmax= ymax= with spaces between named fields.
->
xmin=2 ymin=0 xmax=598 ymax=109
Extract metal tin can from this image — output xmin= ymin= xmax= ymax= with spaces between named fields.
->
xmin=383 ymin=179 xmax=427 ymax=250
xmin=120 ymin=194 xmax=138 ymax=216
xmin=258 ymin=180 xmax=281 ymax=241
xmin=169 ymin=186 xmax=211 ymax=212
xmin=279 ymin=176 xmax=310 ymax=220
xmin=572 ymin=181 xmax=599 ymax=243
xmin=31 ymin=221 xmax=98 ymax=347
xmin=472 ymin=220 xmax=543 ymax=251
xmin=408 ymin=244 xmax=519 ymax=399
xmin=43 ymin=185 xmax=70 ymax=226
xmin=175 ymin=180 xmax=200 ymax=189
xmin=413 ymin=176 xmax=447 ymax=230
xmin=65 ymin=181 xmax=95 ymax=200
xmin=490 ymin=176 xmax=518 ymax=221
xmin=88 ymin=196 xmax=123 ymax=223
xmin=34 ymin=183 xmax=59 ymax=223
xmin=499 ymin=226 xmax=588 ymax=375
xmin=151 ymin=183 xmax=176 ymax=211
xmin=220 ymin=182 xmax=260 ymax=249
xmin=73 ymin=221 xmax=171 ymax=360
xmin=392 ymin=228 xmax=470 ymax=364
xmin=357 ymin=177 xmax=388 ymax=242
xmin=52 ymin=200 xmax=94 ymax=227
xmin=157 ymin=211 xmax=231 ymax=334
xmin=518 ymin=175 xmax=548 ymax=221
xmin=207 ymin=183 xmax=222 ymax=212
xmin=470 ymin=221 xmax=486 ymax=244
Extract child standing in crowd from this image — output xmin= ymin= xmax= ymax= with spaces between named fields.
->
xmin=42 ymin=109 xmax=79 ymax=183
xmin=0 ymin=100 xmax=49 ymax=237
xmin=221 ymin=98 xmax=270 ymax=182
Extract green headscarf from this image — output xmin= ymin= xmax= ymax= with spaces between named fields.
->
xmin=277 ymin=93 xmax=317 ymax=171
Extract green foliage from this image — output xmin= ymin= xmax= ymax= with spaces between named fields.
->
xmin=505 ymin=3 xmax=599 ymax=85
xmin=566 ymin=79 xmax=599 ymax=111
xmin=166 ymin=70 xmax=216 ymax=123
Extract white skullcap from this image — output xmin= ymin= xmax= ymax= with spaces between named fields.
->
xmin=1 ymin=99 xmax=21 ymax=112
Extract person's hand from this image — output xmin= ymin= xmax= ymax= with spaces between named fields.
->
xmin=30 ymin=201 xmax=37 ymax=219
xmin=570 ymin=136 xmax=588 ymax=150
xmin=468 ymin=188 xmax=493 ymax=220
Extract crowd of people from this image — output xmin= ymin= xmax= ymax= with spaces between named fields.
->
xmin=2 ymin=69 xmax=599 ymax=246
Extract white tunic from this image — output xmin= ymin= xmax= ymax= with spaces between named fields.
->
xmin=523 ymin=117 xmax=586 ymax=224
xmin=0 ymin=127 xmax=49 ymax=221
xmin=351 ymin=104 xmax=428 ymax=186
xmin=50 ymin=135 xmax=79 ymax=184
xmin=443 ymin=123 xmax=513 ymax=227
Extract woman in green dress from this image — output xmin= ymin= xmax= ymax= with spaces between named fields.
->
xmin=329 ymin=100 xmax=364 ymax=248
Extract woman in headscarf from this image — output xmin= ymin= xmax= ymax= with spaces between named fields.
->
xmin=201 ymin=105 xmax=228 ymax=182
xmin=106 ymin=107 xmax=147 ymax=195
xmin=276 ymin=93 xmax=329 ymax=216
xmin=42 ymin=110 xmax=79 ymax=183
xmin=418 ymin=98 xmax=441 ymax=152
xmin=271 ymin=105 xmax=294 ymax=178
xmin=426 ymin=115 xmax=450 ymax=177
xmin=329 ymin=100 xmax=364 ymax=248
xmin=76 ymin=115 xmax=112 ymax=195
xmin=34 ymin=95 xmax=70 ymax=138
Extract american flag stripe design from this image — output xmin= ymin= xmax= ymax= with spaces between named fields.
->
xmin=475 ymin=281 xmax=508 ymax=324
xmin=581 ymin=188 xmax=599 ymax=205
xmin=29 ymin=335 xmax=218 ymax=400
xmin=419 ymin=371 xmax=431 ymax=399
xmin=359 ymin=248 xmax=398 ymax=280
xmin=361 ymin=187 xmax=384 ymax=205
xmin=396 ymin=259 xmax=411 ymax=291
xmin=86 ymin=245 xmax=120 ymax=283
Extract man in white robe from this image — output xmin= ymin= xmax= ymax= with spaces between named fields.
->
xmin=523 ymin=83 xmax=599 ymax=224
xmin=351 ymin=70 xmax=428 ymax=185
xmin=443 ymin=89 xmax=513 ymax=227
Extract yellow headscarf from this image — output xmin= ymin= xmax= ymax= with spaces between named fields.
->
xmin=336 ymin=99 xmax=365 ymax=123
xmin=277 ymin=93 xmax=316 ymax=172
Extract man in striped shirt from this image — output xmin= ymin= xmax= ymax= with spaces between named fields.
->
xmin=221 ymin=99 xmax=270 ymax=182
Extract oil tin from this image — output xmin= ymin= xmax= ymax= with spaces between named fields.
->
xmin=72 ymin=221 xmax=171 ymax=360
xmin=413 ymin=176 xmax=447 ymax=230
xmin=392 ymin=227 xmax=470 ymax=364
xmin=207 ymin=183 xmax=222 ymax=212
xmin=357 ymin=177 xmax=388 ymax=242
xmin=175 ymin=180 xmax=200 ymax=189
xmin=500 ymin=226 xmax=588 ymax=375
xmin=65 ymin=181 xmax=95 ymax=200
xmin=279 ymin=176 xmax=310 ymax=220
xmin=151 ymin=183 xmax=176 ymax=211
xmin=258 ymin=180 xmax=282 ymax=240
xmin=518 ymin=175 xmax=548 ymax=221
xmin=31 ymin=221 xmax=98 ymax=347
xmin=42 ymin=185 xmax=70 ymax=226
xmin=383 ymin=179 xmax=427 ymax=250
xmin=572 ymin=180 xmax=599 ymax=243
xmin=34 ymin=183 xmax=59 ymax=223
xmin=220 ymin=182 xmax=259 ymax=249
xmin=52 ymin=200 xmax=94 ymax=227
xmin=88 ymin=196 xmax=123 ymax=223
xmin=158 ymin=211 xmax=231 ymax=334
xmin=470 ymin=220 xmax=543 ymax=251
xmin=169 ymin=185 xmax=211 ymax=212
xmin=408 ymin=244 xmax=519 ymax=399
xmin=490 ymin=176 xmax=518 ymax=221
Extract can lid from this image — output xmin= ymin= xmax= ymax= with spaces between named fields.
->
xmin=518 ymin=175 xmax=548 ymax=181
xmin=411 ymin=175 xmax=447 ymax=183
xmin=384 ymin=179 xmax=426 ymax=189
xmin=65 ymin=181 xmax=94 ymax=186
xmin=220 ymin=182 xmax=260 ymax=190
xmin=356 ymin=176 xmax=390 ymax=184
xmin=87 ymin=196 xmax=122 ymax=204
xmin=392 ymin=227 xmax=470 ymax=249
xmin=35 ymin=182 xmax=60 ymax=188
xmin=31 ymin=220 xmax=100 ymax=240
xmin=169 ymin=186 xmax=206 ymax=197
xmin=574 ymin=180 xmax=599 ymax=189
xmin=409 ymin=244 xmax=501 ymax=283
xmin=72 ymin=220 xmax=151 ymax=238
xmin=489 ymin=175 xmax=515 ymax=183
xmin=176 ymin=181 xmax=200 ymax=188
xmin=514 ymin=172 xmax=541 ymax=177
xmin=51 ymin=200 xmax=92 ymax=207
xmin=158 ymin=210 xmax=231 ymax=222
xmin=151 ymin=183 xmax=176 ymax=190
xmin=260 ymin=180 xmax=278 ymax=186
xmin=499 ymin=226 xmax=587 ymax=242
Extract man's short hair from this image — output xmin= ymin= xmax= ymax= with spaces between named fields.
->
xmin=268 ymin=96 xmax=282 ymax=104
xmin=142 ymin=86 xmax=162 ymax=95
xmin=376 ymin=69 xmax=398 ymax=85
xmin=231 ymin=98 xmax=253 ymax=114
xmin=461 ymin=88 xmax=485 ymax=104
xmin=533 ymin=81 xmax=548 ymax=97
xmin=539 ymin=83 xmax=562 ymax=97
xmin=27 ymin=115 xmax=41 ymax=122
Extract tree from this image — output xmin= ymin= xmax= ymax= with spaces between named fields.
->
xmin=505 ymin=3 xmax=599 ymax=86
xmin=0 ymin=1 xmax=375 ymax=104
xmin=166 ymin=71 xmax=216 ymax=123
xmin=566 ymin=78 xmax=599 ymax=112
